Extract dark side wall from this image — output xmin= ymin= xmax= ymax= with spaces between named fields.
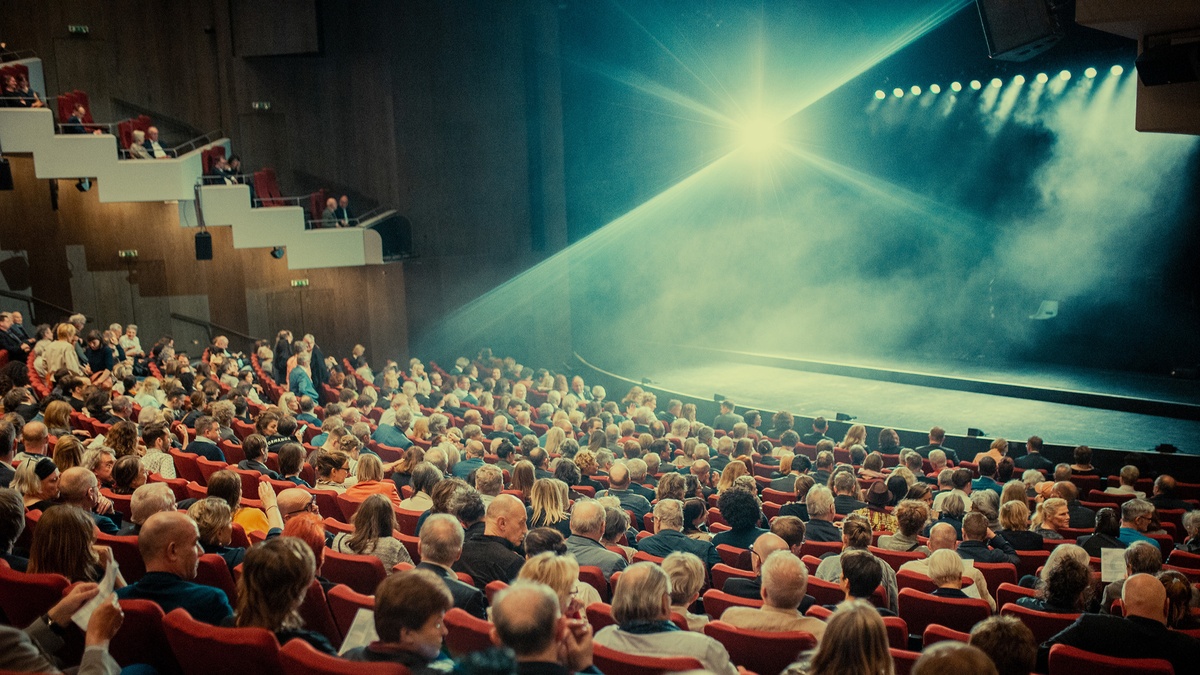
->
xmin=0 ymin=0 xmax=571 ymax=365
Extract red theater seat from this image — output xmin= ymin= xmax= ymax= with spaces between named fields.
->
xmin=163 ymin=608 xmax=284 ymax=675
xmin=591 ymin=644 xmax=703 ymax=675
xmin=1047 ymin=644 xmax=1173 ymax=675
xmin=326 ymin=584 xmax=374 ymax=640
xmin=897 ymin=588 xmax=990 ymax=637
xmin=443 ymin=607 xmax=493 ymax=657
xmin=703 ymin=620 xmax=817 ymax=675
xmin=322 ymin=549 xmax=386 ymax=596
xmin=280 ymin=639 xmax=407 ymax=675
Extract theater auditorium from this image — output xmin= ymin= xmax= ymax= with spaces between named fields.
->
xmin=1 ymin=1 xmax=1198 ymax=674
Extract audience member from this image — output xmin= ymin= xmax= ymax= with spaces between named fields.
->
xmin=342 ymin=568 xmax=456 ymax=672
xmin=566 ymin=500 xmax=627 ymax=578
xmin=1077 ymin=507 xmax=1127 ymax=557
xmin=331 ymin=493 xmax=413 ymax=569
xmin=721 ymin=550 xmax=826 ymax=639
xmin=786 ymin=600 xmax=893 ymax=675
xmin=1018 ymin=544 xmax=1093 ymax=613
xmin=455 ymin=493 xmax=527 ymax=588
xmin=911 ymin=642 xmax=998 ymax=675
xmin=490 ymin=580 xmax=600 ymax=675
xmin=969 ymin=616 xmax=1036 ymax=675
xmin=957 ymin=512 xmax=1019 ymax=565
xmin=637 ymin=498 xmax=720 ymax=568
xmin=711 ymin=488 xmax=768 ymax=549
xmin=236 ymin=535 xmax=335 ymax=654
xmin=662 ymin=551 xmax=710 ymax=631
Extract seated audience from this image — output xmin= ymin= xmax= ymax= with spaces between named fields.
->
xmin=1117 ymin=498 xmax=1160 ymax=550
xmin=1159 ymin=570 xmax=1200 ymax=630
xmin=1031 ymin=497 xmax=1069 ymax=540
xmin=1017 ymin=544 xmax=1092 ymax=613
xmin=518 ymin=551 xmax=588 ymax=619
xmin=276 ymin=442 xmax=310 ymax=487
xmin=187 ymin=497 xmax=244 ymax=572
xmin=527 ymin=478 xmax=571 ymax=537
xmin=662 ymin=551 xmax=710 ymax=631
xmin=344 ymin=453 xmax=403 ymax=508
xmin=815 ymin=519 xmax=899 ymax=613
xmin=205 ymin=469 xmax=282 ymax=536
xmin=342 ymin=568 xmax=456 ymax=672
xmin=236 ymin=434 xmax=280 ymax=480
xmin=235 ymin=535 xmax=335 ymax=654
xmin=1098 ymin=540 xmax=1161 ymax=613
xmin=314 ymin=450 xmax=352 ymax=494
xmin=877 ymin=499 xmax=931 ymax=554
xmin=900 ymin=523 xmax=995 ymax=611
xmin=911 ymin=642 xmax=998 ymax=675
xmin=851 ymin=480 xmax=899 ymax=533
xmin=126 ymin=482 xmax=177 ymax=535
xmin=565 ymin=500 xmax=627 ymax=579
xmin=711 ymin=487 xmax=768 ymax=549
xmin=109 ymin=455 xmax=146 ymax=496
xmin=925 ymin=492 xmax=966 ymax=539
xmin=397 ymin=462 xmax=441 ymax=511
xmin=1149 ymin=475 xmax=1195 ymax=512
xmin=957 ymin=511 xmax=1019 ymax=565
xmin=592 ymin=562 xmax=737 ymax=675
xmin=784 ymin=600 xmax=893 ymax=675
xmin=454 ymin=494 xmax=527 ymax=589
xmin=969 ymin=616 xmax=1037 ymax=675
xmin=331 ymin=493 xmax=413 ymax=569
xmin=28 ymin=505 xmax=124 ymax=585
xmin=0 ymin=582 xmax=124 ymax=674
xmin=416 ymin=513 xmax=487 ymax=619
xmin=995 ymin=499 xmax=1042 ymax=551
xmin=1040 ymin=573 xmax=1199 ymax=674
xmin=56 ymin=466 xmax=120 ymax=534
xmin=116 ymin=511 xmax=234 ymax=624
xmin=926 ymin=548 xmax=971 ymax=599
xmin=14 ymin=456 xmax=60 ymax=510
xmin=723 ymin=531 xmax=788 ymax=600
xmin=490 ymin=580 xmax=600 ymax=675
xmin=721 ymin=550 xmax=826 ymax=640
xmin=637 ymin=498 xmax=721 ymax=568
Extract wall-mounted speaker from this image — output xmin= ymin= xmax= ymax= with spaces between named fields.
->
xmin=195 ymin=231 xmax=213 ymax=261
xmin=976 ymin=0 xmax=1062 ymax=62
xmin=0 ymin=158 xmax=13 ymax=191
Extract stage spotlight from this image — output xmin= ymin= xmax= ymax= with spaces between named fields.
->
xmin=1085 ymin=67 xmax=1097 ymax=79
xmin=910 ymin=85 xmax=922 ymax=95
xmin=929 ymin=84 xmax=941 ymax=94
xmin=875 ymin=90 xmax=886 ymax=100
xmin=1013 ymin=74 xmax=1026 ymax=85
xmin=1111 ymin=65 xmax=1123 ymax=76
xmin=835 ymin=412 xmax=857 ymax=422
xmin=736 ymin=115 xmax=782 ymax=156
xmin=990 ymin=77 xmax=1002 ymax=88
xmin=75 ymin=178 xmax=91 ymax=192
xmin=967 ymin=427 xmax=986 ymax=437
xmin=893 ymin=88 xmax=904 ymax=98
xmin=1036 ymin=72 xmax=1048 ymax=83
xmin=969 ymin=80 xmax=982 ymax=90
xmin=950 ymin=81 xmax=962 ymax=92
xmin=1058 ymin=70 xmax=1071 ymax=81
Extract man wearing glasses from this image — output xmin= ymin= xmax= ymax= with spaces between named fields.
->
xmin=1117 ymin=499 xmax=1161 ymax=551
xmin=267 ymin=488 xmax=334 ymax=546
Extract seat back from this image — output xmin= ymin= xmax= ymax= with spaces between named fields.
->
xmin=897 ymin=588 xmax=990 ymax=637
xmin=1015 ymin=549 xmax=1051 ymax=580
xmin=196 ymin=456 xmax=227 ymax=483
xmin=162 ymin=608 xmax=284 ymax=675
xmin=169 ymin=449 xmax=204 ymax=484
xmin=799 ymin=540 xmax=842 ymax=558
xmin=584 ymin=601 xmax=619 ymax=634
xmin=322 ymin=549 xmax=387 ymax=596
xmin=298 ymin=578 xmax=342 ymax=648
xmin=577 ymin=565 xmax=610 ymax=602
xmin=393 ymin=507 xmax=423 ymax=535
xmin=971 ymin=561 xmax=1016 ymax=601
xmin=111 ymin=599 xmax=182 ymax=675
xmin=591 ymin=644 xmax=703 ymax=675
xmin=804 ymin=575 xmax=847 ymax=606
xmin=1047 ymin=643 xmax=1173 ymax=675
xmin=194 ymin=553 xmax=238 ymax=600
xmin=703 ymin=620 xmax=816 ymax=675
xmin=999 ymin=602 xmax=1080 ymax=643
xmin=326 ymin=583 xmax=374 ymax=640
xmin=96 ymin=532 xmax=146 ymax=582
xmin=869 ymin=545 xmax=925 ymax=571
xmin=100 ymin=488 xmax=134 ymax=520
xmin=890 ymin=648 xmax=922 ymax=675
xmin=219 ymin=440 xmax=246 ymax=465
xmin=922 ymin=623 xmax=970 ymax=648
xmin=0 ymin=560 xmax=70 ymax=627
xmin=336 ymin=492 xmax=369 ymax=521
xmin=443 ymin=607 xmax=493 ymax=657
xmin=279 ymin=638 xmax=407 ymax=675
xmin=702 ymin=588 xmax=762 ymax=619
xmin=1168 ymin=549 xmax=1200 ymax=569
xmin=716 ymin=544 xmax=752 ymax=570
xmin=711 ymin=562 xmax=756 ymax=590
xmin=994 ymin=582 xmax=1037 ymax=609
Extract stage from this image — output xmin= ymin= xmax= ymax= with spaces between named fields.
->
xmin=580 ymin=344 xmax=1200 ymax=456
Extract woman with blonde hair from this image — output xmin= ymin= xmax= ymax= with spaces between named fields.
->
xmin=716 ymin=460 xmax=749 ymax=494
xmin=188 ymin=497 xmax=245 ymax=571
xmin=839 ymin=424 xmax=868 ymax=451
xmin=662 ymin=551 xmax=709 ymax=631
xmin=134 ymin=376 xmax=162 ymax=409
xmin=52 ymin=435 xmax=86 ymax=472
xmin=409 ymin=416 xmax=431 ymax=443
xmin=388 ymin=446 xmax=424 ymax=491
xmin=680 ymin=403 xmax=696 ymax=423
xmin=509 ymin=460 xmax=536 ymax=502
xmin=28 ymin=505 xmax=125 ymax=587
xmin=1000 ymin=479 xmax=1028 ymax=507
xmin=528 ymin=478 xmax=570 ymax=537
xmin=518 ymin=551 xmax=587 ymax=619
xmin=1031 ymin=497 xmax=1069 ymax=540
xmin=13 ymin=457 xmax=61 ymax=510
xmin=236 ymin=535 xmax=335 ymax=654
xmin=787 ymin=600 xmax=893 ymax=675
xmin=343 ymin=453 xmax=403 ymax=508
xmin=996 ymin=500 xmax=1043 ymax=551
xmin=42 ymin=323 xmax=84 ymax=379
xmin=574 ymin=449 xmax=605 ymax=492
xmin=543 ymin=426 xmax=567 ymax=457
xmin=44 ymin=400 xmax=73 ymax=438
xmin=105 ymin=420 xmax=141 ymax=458
xmin=330 ymin=493 xmax=413 ymax=570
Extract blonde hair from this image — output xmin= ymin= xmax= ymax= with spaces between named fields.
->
xmin=187 ymin=497 xmax=233 ymax=546
xmin=840 ymin=424 xmax=867 ymax=450
xmin=998 ymin=500 xmax=1030 ymax=531
xmin=716 ymin=461 xmax=749 ymax=493
xmin=529 ymin=478 xmax=566 ymax=525
xmin=1032 ymin=497 xmax=1067 ymax=531
xmin=662 ymin=551 xmax=705 ymax=605
xmin=356 ymin=453 xmax=383 ymax=482
xmin=518 ymin=551 xmax=579 ymax=612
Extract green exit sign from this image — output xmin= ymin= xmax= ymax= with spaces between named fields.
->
xmin=118 ymin=249 xmax=138 ymax=259
xmin=67 ymin=25 xmax=89 ymax=35
xmin=291 ymin=279 xmax=309 ymax=288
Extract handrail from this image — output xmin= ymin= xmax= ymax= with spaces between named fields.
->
xmin=170 ymin=129 xmax=222 ymax=156
xmin=170 ymin=312 xmax=264 ymax=344
xmin=0 ymin=289 xmax=82 ymax=321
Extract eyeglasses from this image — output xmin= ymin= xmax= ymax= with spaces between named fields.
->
xmin=283 ymin=495 xmax=319 ymax=519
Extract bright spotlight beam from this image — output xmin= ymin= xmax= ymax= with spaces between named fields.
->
xmin=737 ymin=116 xmax=782 ymax=155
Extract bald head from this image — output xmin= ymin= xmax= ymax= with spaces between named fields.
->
xmin=488 ymin=493 xmax=525 ymax=522
xmin=139 ymin=511 xmax=202 ymax=578
xmin=22 ymin=421 xmax=48 ymax=452
xmin=751 ymin=532 xmax=788 ymax=573
xmin=57 ymin=466 xmax=97 ymax=506
xmin=276 ymin=488 xmax=314 ymax=520
xmin=928 ymin=523 xmax=958 ymax=551
xmin=1123 ymin=573 xmax=1167 ymax=624
xmin=608 ymin=463 xmax=630 ymax=487
xmin=491 ymin=581 xmax=561 ymax=657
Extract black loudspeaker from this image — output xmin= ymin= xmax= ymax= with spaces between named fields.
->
xmin=1136 ymin=42 xmax=1200 ymax=86
xmin=0 ymin=158 xmax=13 ymax=191
xmin=975 ymin=0 xmax=1062 ymax=62
xmin=194 ymin=231 xmax=213 ymax=260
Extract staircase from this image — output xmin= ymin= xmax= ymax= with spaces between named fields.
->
xmin=0 ymin=57 xmax=383 ymax=270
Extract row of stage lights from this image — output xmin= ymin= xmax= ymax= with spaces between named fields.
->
xmin=874 ymin=65 xmax=1125 ymax=100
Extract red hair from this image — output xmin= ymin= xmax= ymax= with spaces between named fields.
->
xmin=282 ymin=512 xmax=326 ymax=571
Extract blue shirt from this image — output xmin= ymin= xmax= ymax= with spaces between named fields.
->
xmin=971 ymin=476 xmax=1003 ymax=495
xmin=1118 ymin=526 xmax=1160 ymax=551
xmin=289 ymin=367 xmax=319 ymax=401
xmin=116 ymin=571 xmax=233 ymax=625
